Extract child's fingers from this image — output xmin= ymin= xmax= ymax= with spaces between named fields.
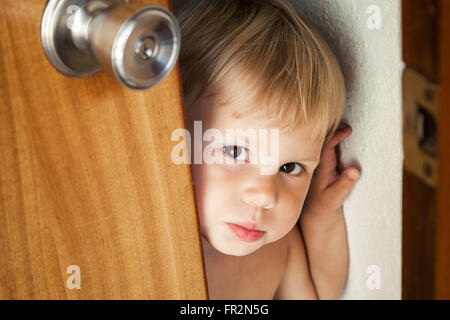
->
xmin=323 ymin=167 xmax=360 ymax=208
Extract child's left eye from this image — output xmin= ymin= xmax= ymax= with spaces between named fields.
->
xmin=280 ymin=162 xmax=304 ymax=175
xmin=222 ymin=145 xmax=249 ymax=161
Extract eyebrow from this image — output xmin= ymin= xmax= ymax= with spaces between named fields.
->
xmin=299 ymin=158 xmax=320 ymax=163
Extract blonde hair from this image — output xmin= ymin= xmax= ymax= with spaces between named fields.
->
xmin=176 ymin=0 xmax=347 ymax=144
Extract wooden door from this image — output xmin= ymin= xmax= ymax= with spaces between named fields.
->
xmin=402 ymin=0 xmax=450 ymax=299
xmin=0 ymin=0 xmax=208 ymax=299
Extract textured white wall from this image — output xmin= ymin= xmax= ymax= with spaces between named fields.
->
xmin=172 ymin=0 xmax=404 ymax=300
xmin=289 ymin=0 xmax=403 ymax=299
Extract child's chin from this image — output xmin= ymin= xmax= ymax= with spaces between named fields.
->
xmin=213 ymin=240 xmax=261 ymax=257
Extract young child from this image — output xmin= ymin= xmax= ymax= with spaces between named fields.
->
xmin=175 ymin=0 xmax=361 ymax=299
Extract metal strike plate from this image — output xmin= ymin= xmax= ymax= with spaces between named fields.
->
xmin=402 ymin=68 xmax=439 ymax=188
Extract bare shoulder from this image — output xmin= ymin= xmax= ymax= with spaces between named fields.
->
xmin=273 ymin=225 xmax=319 ymax=300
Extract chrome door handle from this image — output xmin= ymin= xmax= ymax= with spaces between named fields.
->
xmin=41 ymin=0 xmax=180 ymax=90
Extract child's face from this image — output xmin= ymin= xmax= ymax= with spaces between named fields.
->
xmin=185 ymin=81 xmax=325 ymax=257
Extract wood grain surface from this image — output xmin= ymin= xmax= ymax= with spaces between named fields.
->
xmin=434 ymin=0 xmax=450 ymax=299
xmin=0 ymin=0 xmax=208 ymax=299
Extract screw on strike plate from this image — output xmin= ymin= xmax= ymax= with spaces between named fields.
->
xmin=424 ymin=88 xmax=435 ymax=102
xmin=422 ymin=162 xmax=433 ymax=178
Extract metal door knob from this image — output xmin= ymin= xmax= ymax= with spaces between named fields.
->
xmin=41 ymin=0 xmax=181 ymax=90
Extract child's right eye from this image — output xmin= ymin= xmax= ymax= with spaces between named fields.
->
xmin=280 ymin=162 xmax=305 ymax=175
xmin=222 ymin=145 xmax=249 ymax=162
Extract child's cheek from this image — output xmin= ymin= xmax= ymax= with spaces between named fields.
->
xmin=191 ymin=163 xmax=235 ymax=224
xmin=278 ymin=180 xmax=310 ymax=227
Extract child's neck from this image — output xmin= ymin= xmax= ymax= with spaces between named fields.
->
xmin=201 ymin=234 xmax=219 ymax=260
xmin=200 ymin=234 xmax=238 ymax=263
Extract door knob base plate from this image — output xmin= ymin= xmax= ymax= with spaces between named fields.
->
xmin=41 ymin=0 xmax=127 ymax=77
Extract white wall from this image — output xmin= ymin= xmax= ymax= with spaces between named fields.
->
xmin=289 ymin=0 xmax=403 ymax=299
xmin=173 ymin=0 xmax=404 ymax=300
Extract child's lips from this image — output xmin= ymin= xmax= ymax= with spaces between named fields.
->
xmin=226 ymin=223 xmax=265 ymax=242
xmin=232 ymin=221 xmax=262 ymax=231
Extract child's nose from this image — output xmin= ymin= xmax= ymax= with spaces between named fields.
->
xmin=241 ymin=176 xmax=277 ymax=210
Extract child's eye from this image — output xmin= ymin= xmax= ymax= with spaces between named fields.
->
xmin=280 ymin=162 xmax=305 ymax=175
xmin=222 ymin=145 xmax=249 ymax=161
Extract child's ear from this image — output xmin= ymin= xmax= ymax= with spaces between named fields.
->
xmin=337 ymin=121 xmax=350 ymax=130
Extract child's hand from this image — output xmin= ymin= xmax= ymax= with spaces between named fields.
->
xmin=301 ymin=123 xmax=360 ymax=226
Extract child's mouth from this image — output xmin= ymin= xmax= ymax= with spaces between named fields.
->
xmin=226 ymin=223 xmax=265 ymax=242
